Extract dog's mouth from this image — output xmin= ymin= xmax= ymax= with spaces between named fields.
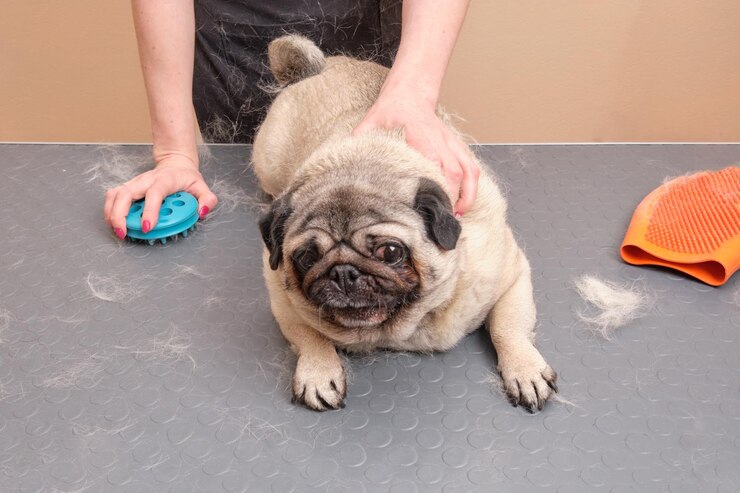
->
xmin=312 ymin=289 xmax=399 ymax=328
xmin=324 ymin=305 xmax=392 ymax=328
xmin=308 ymin=279 xmax=403 ymax=328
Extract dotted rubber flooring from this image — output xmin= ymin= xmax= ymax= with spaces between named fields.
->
xmin=0 ymin=143 xmax=738 ymax=492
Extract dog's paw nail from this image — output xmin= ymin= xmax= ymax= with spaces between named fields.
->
xmin=292 ymin=355 xmax=347 ymax=411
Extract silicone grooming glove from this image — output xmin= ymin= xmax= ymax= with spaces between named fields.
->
xmin=621 ymin=167 xmax=740 ymax=286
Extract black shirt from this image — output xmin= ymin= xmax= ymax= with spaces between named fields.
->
xmin=193 ymin=0 xmax=402 ymax=143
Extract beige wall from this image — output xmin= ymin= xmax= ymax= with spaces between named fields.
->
xmin=3 ymin=1 xmax=740 ymax=143
xmin=2 ymin=1 xmax=151 ymax=142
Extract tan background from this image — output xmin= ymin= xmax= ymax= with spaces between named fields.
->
xmin=3 ymin=0 xmax=740 ymax=143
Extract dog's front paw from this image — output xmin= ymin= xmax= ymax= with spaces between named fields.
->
xmin=498 ymin=346 xmax=558 ymax=413
xmin=292 ymin=353 xmax=347 ymax=411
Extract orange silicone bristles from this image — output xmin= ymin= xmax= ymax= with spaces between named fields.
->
xmin=621 ymin=167 xmax=740 ymax=286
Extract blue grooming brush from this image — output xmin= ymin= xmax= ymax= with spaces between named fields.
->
xmin=125 ymin=192 xmax=199 ymax=245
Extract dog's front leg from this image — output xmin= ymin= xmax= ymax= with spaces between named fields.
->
xmin=273 ymin=309 xmax=347 ymax=411
xmin=488 ymin=257 xmax=557 ymax=412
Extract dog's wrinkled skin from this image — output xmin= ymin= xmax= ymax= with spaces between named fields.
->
xmin=253 ymin=35 xmax=557 ymax=412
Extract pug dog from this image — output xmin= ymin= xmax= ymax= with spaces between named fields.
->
xmin=252 ymin=35 xmax=557 ymax=412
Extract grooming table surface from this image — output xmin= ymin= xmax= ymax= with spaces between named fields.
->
xmin=0 ymin=143 xmax=738 ymax=492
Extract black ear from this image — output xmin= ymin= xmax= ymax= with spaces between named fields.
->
xmin=258 ymin=194 xmax=293 ymax=270
xmin=414 ymin=178 xmax=461 ymax=251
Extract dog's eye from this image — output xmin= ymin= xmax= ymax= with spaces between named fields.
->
xmin=294 ymin=247 xmax=319 ymax=272
xmin=374 ymin=243 xmax=405 ymax=265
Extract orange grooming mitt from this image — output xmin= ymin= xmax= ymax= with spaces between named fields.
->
xmin=621 ymin=166 xmax=740 ymax=286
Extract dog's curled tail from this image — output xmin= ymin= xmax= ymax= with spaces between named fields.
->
xmin=268 ymin=35 xmax=326 ymax=87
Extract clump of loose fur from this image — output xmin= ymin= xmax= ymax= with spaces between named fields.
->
xmin=573 ymin=275 xmax=655 ymax=338
xmin=86 ymin=272 xmax=151 ymax=304
xmin=115 ymin=325 xmax=195 ymax=368
xmin=84 ymin=145 xmax=149 ymax=190
xmin=40 ymin=354 xmax=107 ymax=389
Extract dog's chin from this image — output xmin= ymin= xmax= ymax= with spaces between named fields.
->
xmin=327 ymin=307 xmax=390 ymax=328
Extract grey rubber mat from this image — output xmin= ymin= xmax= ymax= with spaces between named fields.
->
xmin=0 ymin=143 xmax=738 ymax=492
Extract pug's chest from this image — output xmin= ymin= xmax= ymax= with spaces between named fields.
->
xmin=379 ymin=298 xmax=495 ymax=354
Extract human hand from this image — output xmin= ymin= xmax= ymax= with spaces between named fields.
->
xmin=104 ymin=154 xmax=218 ymax=240
xmin=353 ymin=89 xmax=479 ymax=216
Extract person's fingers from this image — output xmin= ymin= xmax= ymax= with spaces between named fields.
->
xmin=104 ymin=187 xmax=118 ymax=227
xmin=187 ymin=179 xmax=219 ymax=219
xmin=109 ymin=184 xmax=145 ymax=240
xmin=439 ymin=151 xmax=463 ymax=211
xmin=452 ymin=142 xmax=480 ymax=216
xmin=141 ymin=183 xmax=168 ymax=232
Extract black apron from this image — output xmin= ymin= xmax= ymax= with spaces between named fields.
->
xmin=193 ymin=0 xmax=402 ymax=143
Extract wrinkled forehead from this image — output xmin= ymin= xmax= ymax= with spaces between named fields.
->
xmin=285 ymin=184 xmax=422 ymax=250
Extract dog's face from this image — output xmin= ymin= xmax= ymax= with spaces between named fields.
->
xmin=259 ymin=174 xmax=461 ymax=340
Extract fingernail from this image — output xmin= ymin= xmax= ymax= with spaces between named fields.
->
xmin=114 ymin=228 xmax=125 ymax=240
xmin=454 ymin=213 xmax=462 ymax=219
xmin=142 ymin=220 xmax=151 ymax=233
xmin=199 ymin=206 xmax=210 ymax=219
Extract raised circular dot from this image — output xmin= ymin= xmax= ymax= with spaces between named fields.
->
xmin=364 ymin=463 xmax=393 ymax=484
xmin=573 ymin=431 xmax=599 ymax=453
xmin=417 ymin=395 xmax=443 ymax=414
xmin=172 ymin=200 xmax=185 ymax=206
xmin=518 ymin=429 xmax=547 ymax=452
xmin=416 ymin=463 xmax=444 ymax=484
xmin=282 ymin=442 xmax=313 ymax=464
xmin=442 ymin=447 xmax=469 ymax=469
xmin=625 ymin=432 xmax=655 ymax=455
xmin=492 ymin=413 xmax=519 ymax=433
xmin=366 ymin=428 xmax=393 ymax=448
xmin=389 ymin=481 xmax=418 ymax=493
xmin=234 ymin=440 xmax=262 ymax=462
xmin=526 ymin=465 xmax=554 ymax=487
xmin=394 ymin=380 xmax=420 ymax=398
xmin=372 ymin=365 xmax=397 ymax=382
xmin=466 ymin=395 xmax=492 ymax=415
xmin=442 ymin=351 xmax=467 ymax=368
xmin=419 ymin=365 xmax=444 ymax=383
xmin=388 ymin=444 xmax=418 ymax=467
xmin=391 ymin=409 xmax=419 ymax=431
xmin=442 ymin=412 xmax=468 ymax=432
xmin=160 ymin=208 xmax=173 ymax=216
xmin=339 ymin=443 xmax=367 ymax=468
xmin=368 ymin=394 xmax=394 ymax=413
xmin=646 ymin=415 xmax=674 ymax=436
xmin=616 ymin=399 xmax=646 ymax=418
xmin=547 ymin=449 xmax=579 ymax=471
xmin=466 ymin=429 xmax=494 ymax=450
xmin=342 ymin=410 xmax=369 ymax=430
xmin=415 ymin=428 xmax=444 ymax=449
xmin=595 ymin=413 xmax=623 ymax=435
xmin=441 ymin=383 xmax=467 ymax=399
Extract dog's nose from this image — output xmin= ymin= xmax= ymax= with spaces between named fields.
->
xmin=329 ymin=264 xmax=360 ymax=292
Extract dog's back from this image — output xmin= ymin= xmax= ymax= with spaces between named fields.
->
xmin=252 ymin=35 xmax=389 ymax=197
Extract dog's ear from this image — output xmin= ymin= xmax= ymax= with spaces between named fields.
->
xmin=414 ymin=178 xmax=461 ymax=251
xmin=258 ymin=194 xmax=293 ymax=270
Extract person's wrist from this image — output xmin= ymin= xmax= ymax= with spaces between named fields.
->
xmin=153 ymin=149 xmax=199 ymax=170
xmin=381 ymin=56 xmax=442 ymax=107
xmin=379 ymin=75 xmax=439 ymax=111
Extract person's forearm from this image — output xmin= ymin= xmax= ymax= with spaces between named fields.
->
xmin=131 ymin=0 xmax=198 ymax=166
xmin=383 ymin=0 xmax=471 ymax=107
